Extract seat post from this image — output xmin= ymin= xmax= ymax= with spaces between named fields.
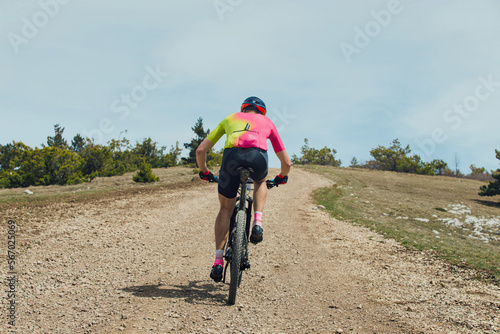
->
xmin=239 ymin=168 xmax=250 ymax=184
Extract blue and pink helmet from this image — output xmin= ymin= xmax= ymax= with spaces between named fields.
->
xmin=241 ymin=96 xmax=267 ymax=116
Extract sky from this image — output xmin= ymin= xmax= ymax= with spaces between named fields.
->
xmin=1 ymin=0 xmax=500 ymax=171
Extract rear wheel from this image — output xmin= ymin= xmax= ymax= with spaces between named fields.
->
xmin=228 ymin=210 xmax=246 ymax=305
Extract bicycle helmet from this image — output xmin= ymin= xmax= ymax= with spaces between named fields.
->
xmin=241 ymin=96 xmax=267 ymax=116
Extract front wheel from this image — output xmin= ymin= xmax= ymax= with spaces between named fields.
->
xmin=228 ymin=209 xmax=246 ymax=305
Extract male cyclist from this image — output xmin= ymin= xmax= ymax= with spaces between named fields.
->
xmin=196 ymin=96 xmax=291 ymax=282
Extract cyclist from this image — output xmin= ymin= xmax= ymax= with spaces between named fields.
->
xmin=196 ymin=96 xmax=291 ymax=282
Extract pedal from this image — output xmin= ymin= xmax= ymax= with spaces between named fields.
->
xmin=241 ymin=260 xmax=251 ymax=270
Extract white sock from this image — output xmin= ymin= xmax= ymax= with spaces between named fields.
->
xmin=214 ymin=250 xmax=224 ymax=266
xmin=253 ymin=211 xmax=263 ymax=227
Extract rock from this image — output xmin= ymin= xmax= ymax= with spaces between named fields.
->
xmin=312 ymin=207 xmax=319 ymax=210
xmin=24 ymin=189 xmax=34 ymax=195
xmin=336 ymin=328 xmax=344 ymax=333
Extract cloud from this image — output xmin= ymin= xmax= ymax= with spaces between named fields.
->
xmin=0 ymin=0 xmax=499 ymax=170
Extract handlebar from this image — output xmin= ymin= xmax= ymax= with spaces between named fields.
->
xmin=209 ymin=176 xmax=278 ymax=189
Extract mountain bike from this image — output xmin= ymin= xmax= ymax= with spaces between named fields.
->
xmin=220 ymin=167 xmax=277 ymax=305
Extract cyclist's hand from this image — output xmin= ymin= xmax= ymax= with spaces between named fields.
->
xmin=199 ymin=170 xmax=218 ymax=183
xmin=273 ymin=174 xmax=288 ymax=186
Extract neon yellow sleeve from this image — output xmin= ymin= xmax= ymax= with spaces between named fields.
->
xmin=206 ymin=121 xmax=225 ymax=145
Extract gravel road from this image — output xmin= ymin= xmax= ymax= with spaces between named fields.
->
xmin=1 ymin=168 xmax=499 ymax=333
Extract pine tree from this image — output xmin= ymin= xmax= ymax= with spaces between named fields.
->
xmin=133 ymin=160 xmax=159 ymax=183
xmin=162 ymin=141 xmax=183 ymax=167
xmin=46 ymin=124 xmax=68 ymax=149
xmin=70 ymin=134 xmax=86 ymax=153
xmin=479 ymin=150 xmax=500 ymax=196
xmin=132 ymin=137 xmax=165 ymax=167
xmin=367 ymin=139 xmax=440 ymax=175
xmin=369 ymin=139 xmax=410 ymax=171
xmin=183 ymin=117 xmax=210 ymax=165
xmin=350 ymin=157 xmax=360 ymax=168
xmin=291 ymin=138 xmax=341 ymax=166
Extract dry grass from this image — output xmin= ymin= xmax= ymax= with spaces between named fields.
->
xmin=304 ymin=165 xmax=500 ymax=283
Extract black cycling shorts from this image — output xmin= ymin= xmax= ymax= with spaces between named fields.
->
xmin=218 ymin=147 xmax=268 ymax=199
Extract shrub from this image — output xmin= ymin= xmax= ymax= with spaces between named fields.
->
xmin=367 ymin=139 xmax=447 ymax=176
xmin=292 ymin=138 xmax=341 ymax=166
xmin=479 ymin=149 xmax=500 ymax=197
xmin=133 ymin=161 xmax=159 ymax=183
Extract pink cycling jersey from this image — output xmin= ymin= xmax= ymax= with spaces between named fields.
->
xmin=206 ymin=112 xmax=285 ymax=153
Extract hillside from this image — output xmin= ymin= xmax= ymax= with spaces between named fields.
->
xmin=309 ymin=165 xmax=500 ymax=282
xmin=0 ymin=167 xmax=499 ymax=333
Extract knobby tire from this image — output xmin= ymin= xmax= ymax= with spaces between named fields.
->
xmin=228 ymin=209 xmax=246 ymax=305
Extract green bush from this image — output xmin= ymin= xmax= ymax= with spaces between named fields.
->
xmin=291 ymin=138 xmax=341 ymax=166
xmin=479 ymin=171 xmax=500 ymax=196
xmin=133 ymin=161 xmax=159 ymax=183
xmin=479 ymin=150 xmax=500 ymax=196
xmin=0 ymin=125 xmax=183 ymax=188
xmin=367 ymin=139 xmax=446 ymax=176
xmin=162 ymin=141 xmax=183 ymax=167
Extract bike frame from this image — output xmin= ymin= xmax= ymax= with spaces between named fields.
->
xmin=223 ymin=169 xmax=253 ymax=284
xmin=219 ymin=168 xmax=277 ymax=304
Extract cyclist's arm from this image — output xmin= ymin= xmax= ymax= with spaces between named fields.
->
xmin=268 ymin=120 xmax=290 ymax=176
xmin=197 ymin=121 xmax=224 ymax=173
xmin=196 ymin=139 xmax=214 ymax=173
xmin=276 ymin=150 xmax=291 ymax=177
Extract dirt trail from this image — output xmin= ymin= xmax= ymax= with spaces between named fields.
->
xmin=2 ymin=168 xmax=500 ymax=333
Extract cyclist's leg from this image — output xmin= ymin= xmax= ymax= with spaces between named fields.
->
xmin=215 ymin=194 xmax=236 ymax=250
xmin=249 ymin=178 xmax=266 ymax=244
xmin=253 ymin=179 xmax=267 ymax=214
xmin=216 ymin=149 xmax=241 ymax=250
xmin=243 ymin=148 xmax=268 ymax=243
xmin=212 ymin=147 xmax=240 ymax=281
xmin=247 ymin=148 xmax=268 ymax=217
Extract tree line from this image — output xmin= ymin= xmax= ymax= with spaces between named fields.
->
xmin=292 ymin=138 xmax=500 ymax=197
xmin=0 ymin=119 xmax=221 ymax=188
xmin=1 ymin=123 xmax=499 ymax=197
